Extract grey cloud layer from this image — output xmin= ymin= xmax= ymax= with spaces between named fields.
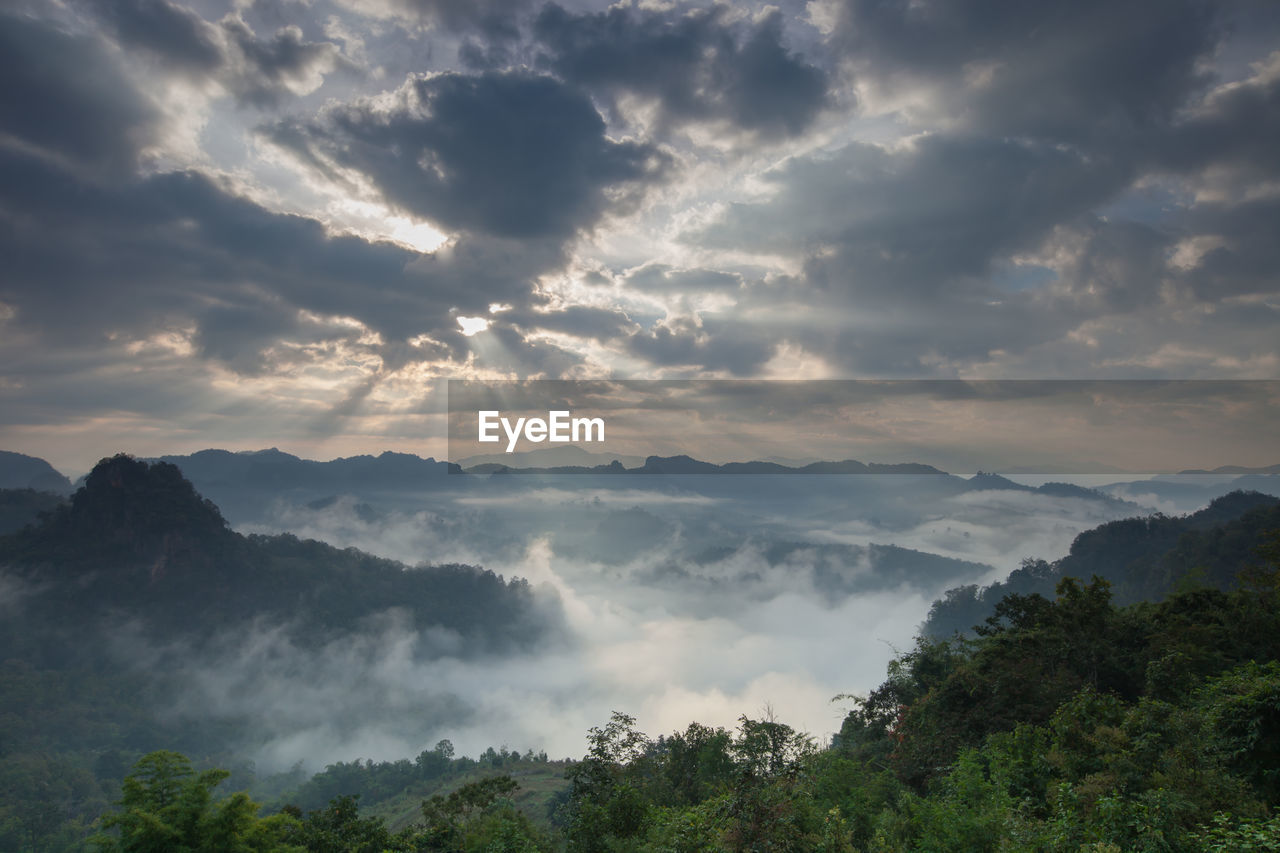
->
xmin=266 ymin=71 xmax=670 ymax=240
xmin=833 ymin=0 xmax=1219 ymax=142
xmin=87 ymin=0 xmax=355 ymax=106
xmin=676 ymin=0 xmax=1280 ymax=373
xmin=0 ymin=13 xmax=158 ymax=176
xmin=0 ymin=9 xmax=593 ymax=398
xmin=0 ymin=149 xmax=564 ymax=363
xmin=1 ymin=0 xmax=1278 ymax=465
xmin=338 ymin=0 xmax=533 ymax=37
xmin=532 ymin=3 xmax=828 ymax=137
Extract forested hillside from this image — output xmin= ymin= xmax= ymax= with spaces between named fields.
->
xmin=923 ymin=490 xmax=1280 ymax=637
xmin=5 ymin=456 xmax=1279 ymax=851
xmin=0 ymin=487 xmax=64 ymax=535
xmin=2 ymin=454 xmax=555 ymax=652
xmin=89 ymin=561 xmax=1280 ymax=852
xmin=0 ymin=455 xmax=561 ymax=851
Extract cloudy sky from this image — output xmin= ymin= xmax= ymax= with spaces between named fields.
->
xmin=2 ymin=0 xmax=1279 ymax=473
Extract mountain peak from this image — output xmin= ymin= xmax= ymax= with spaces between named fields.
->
xmin=967 ymin=471 xmax=1029 ymax=491
xmin=41 ymin=455 xmax=233 ymax=574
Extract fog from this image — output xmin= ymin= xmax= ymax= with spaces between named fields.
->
xmin=124 ymin=474 xmax=1147 ymax=771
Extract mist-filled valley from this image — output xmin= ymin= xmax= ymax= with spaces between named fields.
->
xmin=2 ymin=453 xmax=1277 ymax=746
xmin=5 ymin=0 xmax=1280 ymax=842
xmin=3 ymin=447 xmax=1280 ymax=850
xmin=174 ymin=449 xmax=1280 ymax=761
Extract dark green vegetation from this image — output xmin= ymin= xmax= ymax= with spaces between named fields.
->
xmin=4 ymin=455 xmax=1279 ymax=850
xmin=2 ymin=454 xmax=555 ymax=653
xmin=924 ymin=490 xmax=1280 ymax=638
xmin=0 ymin=486 xmax=64 ymax=534
xmin=88 ymin=749 xmax=562 ymax=853
xmin=537 ymin=533 xmax=1280 ymax=852
xmin=92 ymin=564 xmax=1280 ymax=851
xmin=0 ymin=455 xmax=561 ymax=851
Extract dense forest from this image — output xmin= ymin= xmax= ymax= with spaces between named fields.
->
xmin=0 ymin=454 xmax=557 ymax=652
xmin=2 ymin=457 xmax=1278 ymax=850
xmin=923 ymin=490 xmax=1280 ymax=637
xmin=0 ymin=455 xmax=561 ymax=850
xmin=82 ymin=562 xmax=1280 ymax=852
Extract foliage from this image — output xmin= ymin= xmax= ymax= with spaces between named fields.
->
xmin=0 ymin=487 xmax=64 ymax=535
xmin=924 ymin=492 xmax=1280 ymax=637
xmin=79 ymin=547 xmax=1280 ymax=852
xmin=16 ymin=459 xmax=1280 ymax=851
xmin=92 ymin=751 xmax=301 ymax=852
xmin=0 ymin=454 xmax=555 ymax=651
xmin=1193 ymin=812 xmax=1280 ymax=852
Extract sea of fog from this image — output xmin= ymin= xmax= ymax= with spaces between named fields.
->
xmin=133 ymin=472 xmax=1186 ymax=772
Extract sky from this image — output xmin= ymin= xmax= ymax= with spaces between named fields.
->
xmin=445 ymin=379 xmax=1280 ymax=472
xmin=2 ymin=0 xmax=1279 ymax=474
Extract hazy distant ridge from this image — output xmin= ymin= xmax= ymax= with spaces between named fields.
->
xmin=0 ymin=450 xmax=72 ymax=494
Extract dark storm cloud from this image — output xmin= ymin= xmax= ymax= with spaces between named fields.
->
xmin=472 ymin=322 xmax=587 ymax=376
xmin=832 ymin=0 xmax=1220 ymax=143
xmin=0 ymin=11 xmax=159 ymax=177
xmin=219 ymin=16 xmax=354 ymax=107
xmin=1156 ymin=55 xmax=1280 ymax=189
xmin=1043 ymin=218 xmax=1173 ymax=313
xmin=0 ymin=144 xmax=561 ymax=371
xmin=709 ymin=213 xmax=1183 ymax=374
xmin=91 ymin=0 xmax=223 ymax=73
xmin=698 ymin=135 xmax=1130 ymax=303
xmin=190 ymin=299 xmax=305 ymax=375
xmin=1180 ymin=197 xmax=1280 ymax=301
xmin=673 ymin=1 xmax=1280 ymax=374
xmin=266 ymin=71 xmax=670 ymax=240
xmin=4 ymin=0 xmax=1277 ymax=417
xmin=533 ymin=3 xmax=828 ymax=137
xmin=83 ymin=0 xmax=353 ymax=107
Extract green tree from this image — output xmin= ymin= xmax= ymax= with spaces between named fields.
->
xmin=93 ymin=751 xmax=300 ymax=853
xmin=561 ymin=712 xmax=655 ymax=852
xmin=418 ymin=775 xmax=522 ymax=850
xmin=281 ymin=795 xmax=395 ymax=853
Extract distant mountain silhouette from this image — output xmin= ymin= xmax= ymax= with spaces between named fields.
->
xmin=1170 ymin=463 xmax=1280 ymax=477
xmin=1101 ymin=473 xmax=1280 ymax=508
xmin=465 ymin=454 xmax=952 ymax=476
xmin=0 ymin=450 xmax=72 ymax=494
xmin=156 ymin=447 xmax=461 ymax=489
xmin=458 ymin=446 xmax=647 ymax=469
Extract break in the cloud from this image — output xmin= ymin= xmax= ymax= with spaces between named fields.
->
xmin=0 ymin=0 xmax=1278 ymax=469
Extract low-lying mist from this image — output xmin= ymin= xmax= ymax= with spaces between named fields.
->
xmin=140 ymin=475 xmax=1146 ymax=772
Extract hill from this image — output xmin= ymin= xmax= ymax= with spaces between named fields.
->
xmin=0 ymin=450 xmax=72 ymax=494
xmin=0 ymin=488 xmax=64 ymax=535
xmin=923 ymin=490 xmax=1280 ymax=637
xmin=2 ymin=454 xmax=558 ymax=654
xmin=0 ymin=455 xmax=562 ymax=851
